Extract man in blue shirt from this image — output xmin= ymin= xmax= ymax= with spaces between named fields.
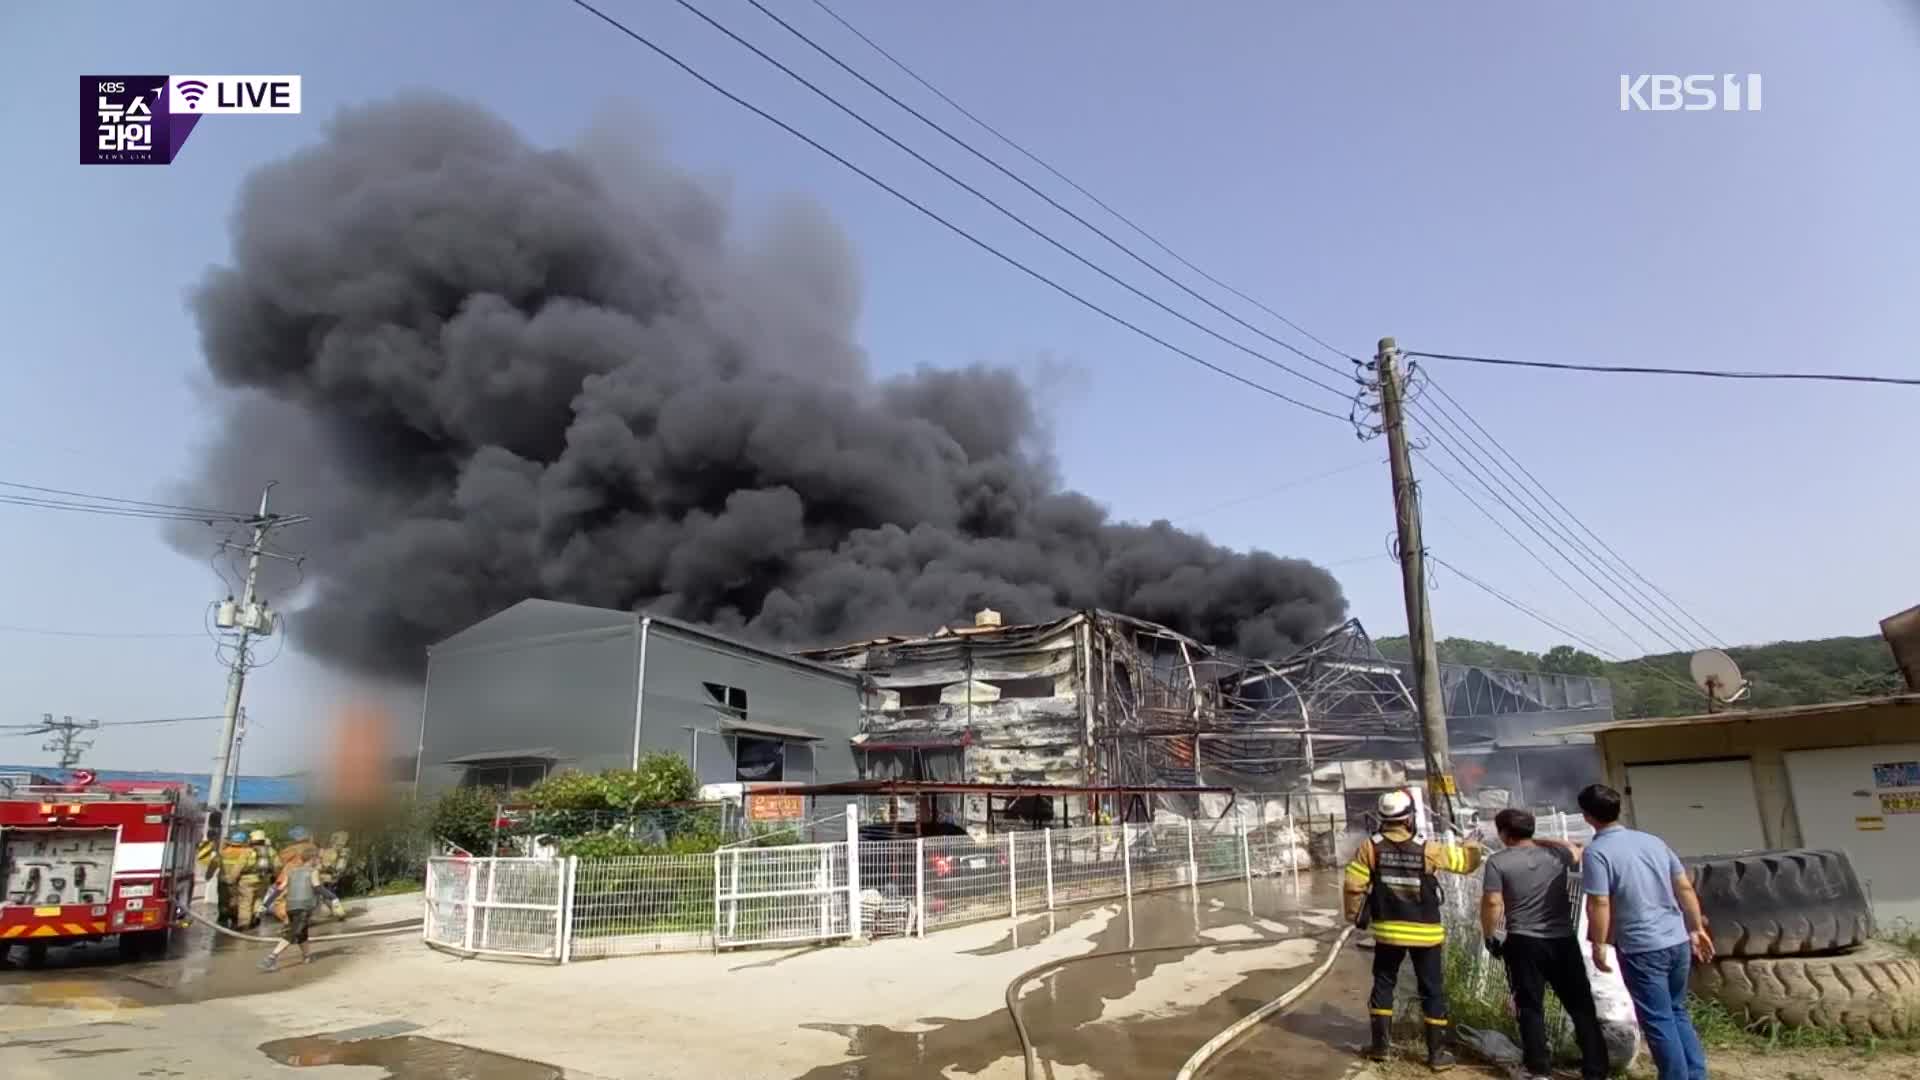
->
xmin=1577 ymin=783 xmax=1713 ymax=1080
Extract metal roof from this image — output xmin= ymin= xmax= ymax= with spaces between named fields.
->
xmin=442 ymin=747 xmax=563 ymax=764
xmin=430 ymin=598 xmax=860 ymax=683
xmin=1539 ymin=693 xmax=1920 ymax=738
xmin=0 ymin=765 xmax=305 ymax=807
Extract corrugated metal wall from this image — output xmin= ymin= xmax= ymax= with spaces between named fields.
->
xmin=639 ymin=628 xmax=862 ymax=785
xmin=418 ymin=624 xmax=641 ymax=794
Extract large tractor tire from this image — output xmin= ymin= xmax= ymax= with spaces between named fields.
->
xmin=1683 ymin=848 xmax=1873 ymax=958
xmin=1693 ymin=942 xmax=1920 ymax=1037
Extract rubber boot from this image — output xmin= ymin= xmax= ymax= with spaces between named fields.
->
xmin=1424 ymin=1022 xmax=1455 ymax=1072
xmin=1365 ymin=1015 xmax=1392 ymax=1061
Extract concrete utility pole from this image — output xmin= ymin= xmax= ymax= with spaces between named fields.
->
xmin=206 ymin=483 xmax=302 ymax=839
xmin=1376 ymin=338 xmax=1457 ymax=834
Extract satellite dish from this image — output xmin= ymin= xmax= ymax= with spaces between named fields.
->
xmin=1689 ymin=649 xmax=1749 ymax=711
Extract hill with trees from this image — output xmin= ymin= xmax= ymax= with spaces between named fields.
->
xmin=1374 ymin=634 xmax=1903 ymax=719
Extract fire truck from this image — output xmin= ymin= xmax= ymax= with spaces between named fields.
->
xmin=0 ymin=770 xmax=202 ymax=966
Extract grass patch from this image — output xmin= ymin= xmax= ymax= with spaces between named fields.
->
xmin=357 ymin=879 xmax=425 ymax=898
xmin=1879 ymin=918 xmax=1920 ymax=960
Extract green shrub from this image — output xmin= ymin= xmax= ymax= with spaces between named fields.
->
xmin=600 ymin=754 xmax=698 ymax=810
xmin=429 ymin=785 xmax=500 ymax=855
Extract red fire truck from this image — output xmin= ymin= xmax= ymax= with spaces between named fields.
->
xmin=0 ymin=771 xmax=202 ymax=966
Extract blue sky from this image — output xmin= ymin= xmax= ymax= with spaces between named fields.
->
xmin=1 ymin=1 xmax=1914 ymax=773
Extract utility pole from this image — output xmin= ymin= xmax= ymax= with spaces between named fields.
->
xmin=205 ymin=483 xmax=302 ymax=840
xmin=40 ymin=714 xmax=99 ymax=769
xmin=1376 ymin=338 xmax=1457 ymax=834
xmin=223 ymin=707 xmax=247 ymax=826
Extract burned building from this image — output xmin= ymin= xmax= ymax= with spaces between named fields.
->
xmin=799 ymin=609 xmax=1610 ymax=826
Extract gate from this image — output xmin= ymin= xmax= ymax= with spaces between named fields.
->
xmin=714 ymin=841 xmax=850 ymax=948
xmin=424 ymin=856 xmax=573 ymax=961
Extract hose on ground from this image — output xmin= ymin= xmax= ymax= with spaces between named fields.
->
xmin=1174 ymin=925 xmax=1354 ymax=1079
xmin=1003 ymin=926 xmax=1352 ymax=1080
xmin=179 ymin=906 xmax=423 ymax=944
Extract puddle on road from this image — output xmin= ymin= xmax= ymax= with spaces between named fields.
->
xmin=794 ymin=877 xmax=1349 ymax=1080
xmin=259 ymin=1033 xmax=564 ymax=1079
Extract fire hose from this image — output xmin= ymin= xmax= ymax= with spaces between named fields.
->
xmin=1002 ymin=924 xmax=1354 ymax=1080
xmin=179 ymin=906 xmax=422 ymax=944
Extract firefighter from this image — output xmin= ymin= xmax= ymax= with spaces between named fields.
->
xmin=317 ymin=830 xmax=351 ymax=919
xmin=236 ymin=829 xmax=276 ymax=929
xmin=1343 ymin=789 xmax=1486 ymax=1072
xmin=216 ymin=830 xmax=254 ymax=928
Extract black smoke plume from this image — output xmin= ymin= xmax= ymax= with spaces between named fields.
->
xmin=171 ymin=96 xmax=1346 ymax=677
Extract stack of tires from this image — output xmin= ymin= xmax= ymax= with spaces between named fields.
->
xmin=1686 ymin=848 xmax=1920 ymax=1037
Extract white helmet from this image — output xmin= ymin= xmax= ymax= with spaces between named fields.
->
xmin=1376 ymin=789 xmax=1415 ymax=822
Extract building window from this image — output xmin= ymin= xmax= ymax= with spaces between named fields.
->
xmin=988 ymin=676 xmax=1055 ymax=699
xmin=461 ymin=762 xmax=549 ymax=791
xmin=895 ymin=684 xmax=944 ymax=709
xmin=704 ymin=682 xmax=749 ymax=719
xmin=735 ymin=736 xmax=784 ymax=782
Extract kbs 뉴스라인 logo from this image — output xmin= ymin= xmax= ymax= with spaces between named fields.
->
xmin=80 ymin=75 xmax=302 ymax=165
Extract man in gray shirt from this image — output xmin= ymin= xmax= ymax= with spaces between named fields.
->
xmin=1480 ymin=808 xmax=1608 ymax=1080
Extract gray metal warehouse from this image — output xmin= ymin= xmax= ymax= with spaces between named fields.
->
xmin=413 ymin=599 xmax=864 ymax=795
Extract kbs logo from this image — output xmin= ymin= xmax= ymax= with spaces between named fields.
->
xmin=81 ymin=75 xmax=301 ymax=165
xmin=1620 ymin=74 xmax=1762 ymax=112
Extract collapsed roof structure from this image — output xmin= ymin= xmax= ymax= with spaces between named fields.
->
xmin=799 ymin=609 xmax=1609 ymax=824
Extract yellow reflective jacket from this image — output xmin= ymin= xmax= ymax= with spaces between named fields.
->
xmin=1342 ymin=825 xmax=1483 ymax=947
xmin=218 ymin=842 xmax=254 ymax=885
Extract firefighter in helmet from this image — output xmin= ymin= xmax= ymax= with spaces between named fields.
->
xmin=235 ymin=829 xmax=276 ymax=929
xmin=317 ymin=830 xmax=351 ymax=919
xmin=216 ymin=830 xmax=254 ymax=928
xmin=1343 ymin=788 xmax=1485 ymax=1072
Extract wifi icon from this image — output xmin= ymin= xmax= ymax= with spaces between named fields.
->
xmin=177 ymin=79 xmax=209 ymax=108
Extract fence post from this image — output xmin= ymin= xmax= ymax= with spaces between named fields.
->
xmin=730 ymin=848 xmax=743 ymax=938
xmin=559 ymin=856 xmax=577 ymax=964
xmin=711 ymin=852 xmax=723 ymax=953
xmin=1007 ymin=831 xmax=1019 ymax=919
xmin=422 ymin=860 xmax=435 ymax=944
xmin=462 ymin=859 xmax=478 ymax=953
xmin=1185 ymin=816 xmax=1199 ymax=892
xmin=1286 ymin=803 xmax=1299 ymax=898
xmin=1121 ymin=822 xmax=1134 ymax=901
xmin=1556 ymin=811 xmax=1568 ymax=840
xmin=1239 ymin=812 xmax=1254 ymax=912
xmin=1043 ymin=828 xmax=1055 ymax=911
xmin=915 ymin=836 xmax=927 ymax=938
xmin=846 ymin=806 xmax=863 ymax=940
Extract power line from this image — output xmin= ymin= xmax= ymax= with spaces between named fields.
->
xmin=806 ymin=0 xmax=1359 ymax=367
xmin=1428 ymin=552 xmax=1702 ymax=699
xmin=1406 ymin=350 xmax=1920 ymax=388
xmin=99 ymin=714 xmax=229 ymax=728
xmin=1406 ymin=397 xmax=1694 ymax=653
xmin=1417 ymin=375 xmax=1727 ymax=647
xmin=0 ymin=493 xmax=249 ymax=524
xmin=0 ymin=623 xmax=206 ymax=640
xmin=672 ymin=0 xmax=1353 ymax=399
xmin=747 ymin=0 xmax=1355 ymax=381
xmin=0 ymin=479 xmax=249 ymax=519
xmin=560 ymin=0 xmax=1350 ymax=421
xmin=1413 ymin=444 xmax=1659 ymax=656
xmin=1425 ymin=553 xmax=1623 ymax=660
xmin=1172 ymin=459 xmax=1376 ymax=522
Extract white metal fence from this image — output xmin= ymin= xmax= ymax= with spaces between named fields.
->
xmin=424 ymin=813 xmax=1289 ymax=962
xmin=424 ymin=856 xmax=571 ymax=960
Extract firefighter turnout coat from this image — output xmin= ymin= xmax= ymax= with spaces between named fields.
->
xmin=1342 ymin=824 xmax=1484 ymax=947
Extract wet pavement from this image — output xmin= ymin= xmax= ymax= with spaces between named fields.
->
xmin=793 ymin=876 xmax=1358 ymax=1080
xmin=261 ymin=1023 xmax=565 ymax=1079
xmin=0 ymin=879 xmax=1364 ymax=1080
